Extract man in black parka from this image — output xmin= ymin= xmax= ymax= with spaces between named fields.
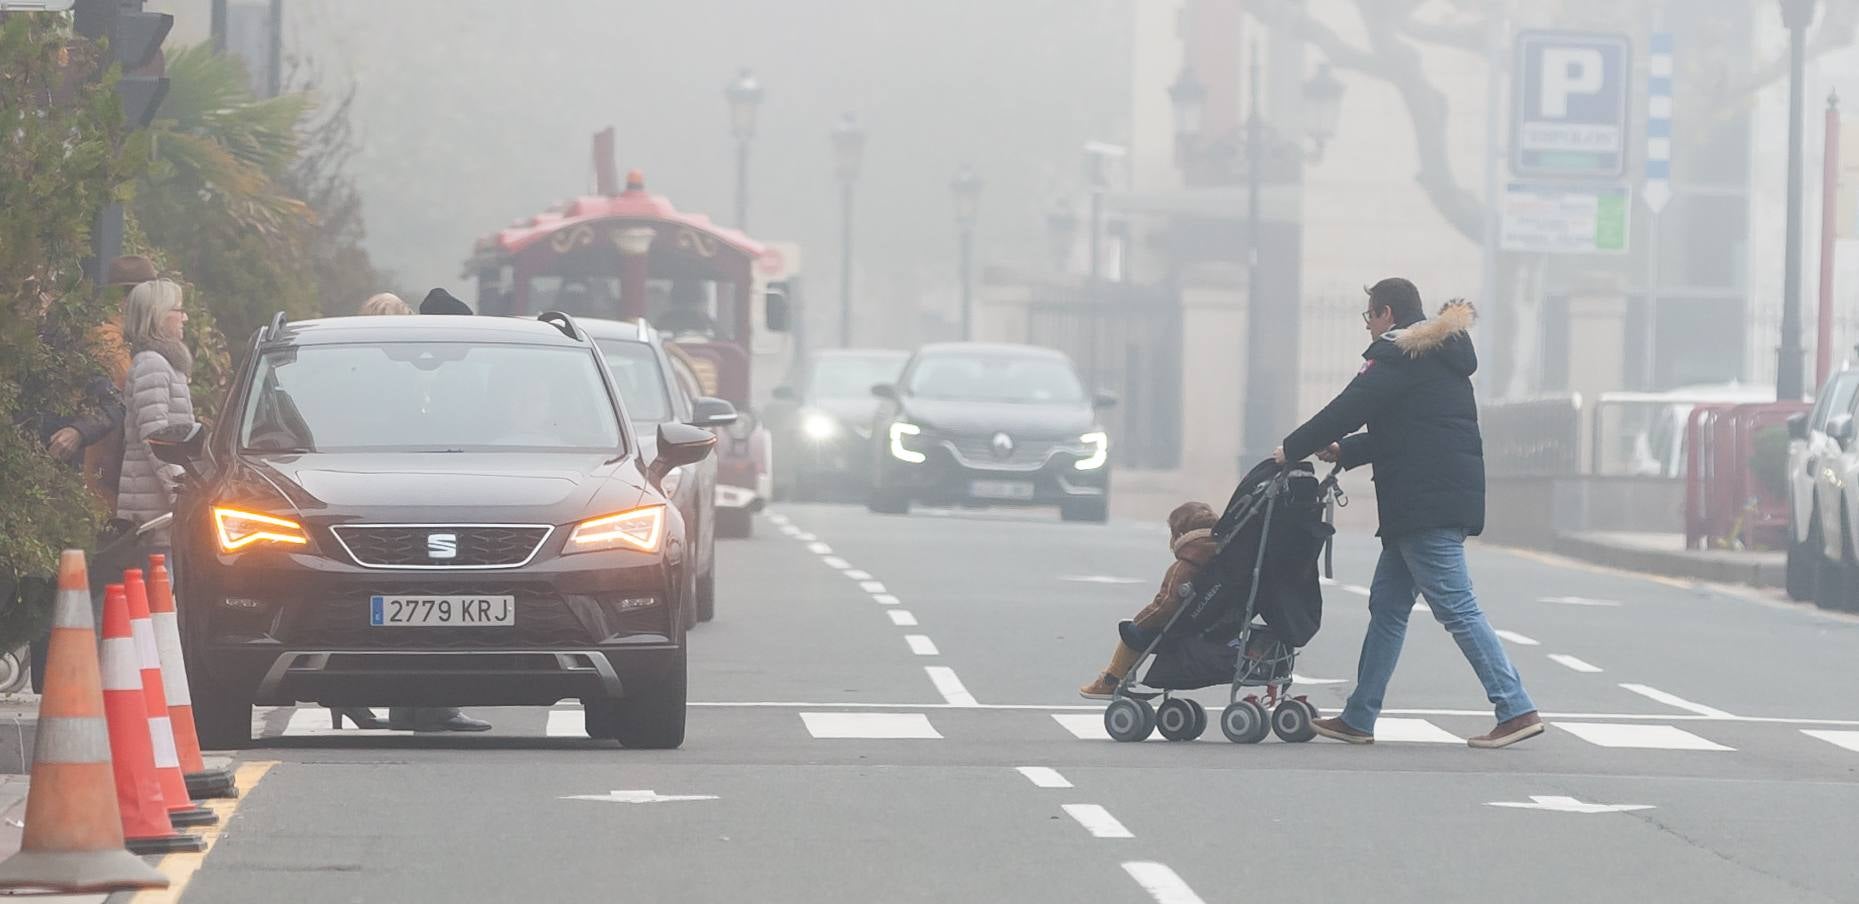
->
xmin=1275 ymin=277 xmax=1542 ymax=749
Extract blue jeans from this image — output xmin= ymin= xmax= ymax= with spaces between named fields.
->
xmin=1339 ymin=527 xmax=1535 ymax=733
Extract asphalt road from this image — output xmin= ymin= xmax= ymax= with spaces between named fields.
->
xmin=159 ymin=501 xmax=1859 ymax=904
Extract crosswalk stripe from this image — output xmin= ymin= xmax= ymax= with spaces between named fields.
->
xmin=1372 ymin=718 xmax=1461 ymax=744
xmin=1802 ymin=729 xmax=1859 ymax=753
xmin=546 ymin=709 xmax=585 ymax=737
xmin=1556 ymin=722 xmax=1733 ymax=751
xmin=1053 ymin=712 xmax=1113 ymax=740
xmin=800 ymin=712 xmax=941 ymax=739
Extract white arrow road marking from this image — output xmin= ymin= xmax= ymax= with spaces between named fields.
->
xmin=1539 ymin=596 xmax=1622 ymax=607
xmin=1061 ymin=575 xmax=1146 ymax=585
xmin=563 ymin=790 xmax=719 ymax=804
xmin=1487 ymin=795 xmax=1652 ymax=814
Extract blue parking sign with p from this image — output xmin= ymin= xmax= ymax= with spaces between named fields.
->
xmin=1513 ymin=31 xmax=1632 ymax=179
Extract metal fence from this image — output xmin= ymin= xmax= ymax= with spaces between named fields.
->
xmin=1024 ymin=283 xmax=1183 ymax=470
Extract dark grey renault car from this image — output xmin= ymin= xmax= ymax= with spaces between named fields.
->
xmin=867 ymin=343 xmax=1114 ymax=521
xmin=151 ymin=312 xmax=714 ymax=749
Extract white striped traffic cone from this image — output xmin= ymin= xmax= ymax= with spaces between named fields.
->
xmin=121 ymin=571 xmax=216 ymax=829
xmin=101 ymin=584 xmax=203 ymax=855
xmin=145 ymin=556 xmax=236 ymax=799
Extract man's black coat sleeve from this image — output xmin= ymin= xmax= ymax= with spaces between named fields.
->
xmin=1282 ymin=352 xmax=1402 ymax=462
xmin=1337 ymin=432 xmax=1373 ymax=469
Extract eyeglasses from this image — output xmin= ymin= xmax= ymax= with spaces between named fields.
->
xmin=1361 ymin=310 xmax=1377 ymax=325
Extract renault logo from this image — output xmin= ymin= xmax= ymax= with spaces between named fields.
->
xmin=427 ymin=533 xmax=458 ymax=560
xmin=991 ymin=432 xmax=1015 ymax=459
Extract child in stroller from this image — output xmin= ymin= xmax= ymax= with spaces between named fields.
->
xmin=1077 ymin=501 xmax=1219 ymax=700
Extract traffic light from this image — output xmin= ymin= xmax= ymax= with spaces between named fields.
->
xmin=73 ymin=0 xmax=172 ymax=128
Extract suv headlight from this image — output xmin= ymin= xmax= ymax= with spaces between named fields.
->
xmin=566 ymin=505 xmax=665 ymax=554
xmin=213 ymin=506 xmax=309 ymax=552
xmin=889 ymin=421 xmax=927 ymax=463
xmin=1075 ymin=431 xmax=1108 ymax=470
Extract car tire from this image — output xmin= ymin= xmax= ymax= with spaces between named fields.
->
xmin=696 ymin=568 xmax=716 ymax=623
xmin=603 ymin=650 xmax=687 ymax=750
xmin=867 ymin=486 xmax=911 ymax=515
xmin=716 ymin=507 xmax=753 ymax=539
xmin=1786 ymin=514 xmax=1820 ymax=601
xmin=191 ymin=681 xmax=252 ymax=750
xmin=1060 ymin=498 xmax=1110 ymax=523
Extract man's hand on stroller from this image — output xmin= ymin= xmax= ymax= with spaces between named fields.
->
xmin=1316 ymin=442 xmax=1342 ymax=463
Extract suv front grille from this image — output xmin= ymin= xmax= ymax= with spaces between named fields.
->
xmin=943 ymin=434 xmax=1060 ymax=467
xmin=330 ymin=525 xmax=552 ymax=569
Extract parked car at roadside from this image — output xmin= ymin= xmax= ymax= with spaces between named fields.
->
xmin=582 ymin=318 xmax=739 ymax=623
xmin=769 ymin=348 xmax=909 ymax=502
xmin=1786 ymin=368 xmax=1859 ymax=602
xmin=868 ymin=343 xmax=1114 ymax=522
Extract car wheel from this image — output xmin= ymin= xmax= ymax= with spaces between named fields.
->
xmin=696 ymin=568 xmax=716 ymax=623
xmin=191 ymin=680 xmax=253 ymax=750
xmin=1060 ymin=498 xmax=1109 ymax=523
xmin=716 ymin=507 xmax=753 ymax=539
xmin=0 ymin=647 xmax=28 ymax=695
xmin=1786 ymin=513 xmax=1820 ymax=601
xmin=605 ymin=649 xmax=687 ymax=749
xmin=867 ymin=487 xmax=911 ymax=515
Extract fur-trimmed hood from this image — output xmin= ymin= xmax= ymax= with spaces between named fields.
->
xmin=1370 ymin=301 xmax=1477 ymax=376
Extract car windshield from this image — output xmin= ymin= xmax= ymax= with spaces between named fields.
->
xmin=807 ymin=353 xmax=908 ymax=400
xmin=597 ymin=339 xmax=675 ymax=424
xmin=239 ymin=342 xmax=624 ymax=453
xmin=906 ymin=353 xmax=1085 ymax=404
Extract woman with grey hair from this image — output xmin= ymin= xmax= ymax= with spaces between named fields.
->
xmin=116 ymin=279 xmax=194 ymax=552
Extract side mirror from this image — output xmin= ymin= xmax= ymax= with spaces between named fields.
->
xmin=771 ymin=385 xmax=798 ymax=402
xmin=1788 ymin=412 xmax=1809 ymax=441
xmin=1829 ymin=414 xmax=1855 ymax=450
xmin=650 ymin=422 xmax=718 ymax=487
xmin=1093 ymin=390 xmax=1120 ymax=410
xmin=871 ymin=383 xmax=899 ymax=401
xmin=146 ymin=423 xmax=208 ymax=480
xmin=690 ymin=397 xmax=739 ymax=428
xmin=765 ymin=288 xmax=791 ymax=333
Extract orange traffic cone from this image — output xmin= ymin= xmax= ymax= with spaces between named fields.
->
xmin=122 ymin=571 xmax=216 ymax=829
xmin=101 ymin=585 xmax=204 ymax=856
xmin=0 ymin=551 xmax=168 ymax=893
xmin=145 ymin=556 xmax=236 ymax=800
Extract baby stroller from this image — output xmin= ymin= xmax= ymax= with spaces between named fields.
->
xmin=1103 ymin=459 xmax=1343 ymax=743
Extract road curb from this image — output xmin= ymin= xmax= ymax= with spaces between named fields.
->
xmin=1547 ymin=533 xmax=1786 ymax=590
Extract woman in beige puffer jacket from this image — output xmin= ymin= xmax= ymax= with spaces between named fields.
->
xmin=116 ymin=279 xmax=195 ymax=550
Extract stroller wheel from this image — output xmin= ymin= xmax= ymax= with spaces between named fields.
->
xmin=1156 ymin=698 xmax=1205 ymax=742
xmin=1221 ymin=700 xmax=1269 ymax=744
xmin=1104 ymin=697 xmax=1155 ymax=742
xmin=1272 ymin=699 xmax=1317 ymax=743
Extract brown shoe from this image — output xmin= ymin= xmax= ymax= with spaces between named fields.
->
xmin=1311 ymin=716 xmax=1374 ymax=745
xmin=1078 ymin=673 xmax=1119 ymax=700
xmin=1468 ymin=712 xmax=1545 ymax=749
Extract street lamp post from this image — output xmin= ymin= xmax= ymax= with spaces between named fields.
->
xmin=951 ymin=164 xmax=983 ymax=341
xmin=1241 ymin=44 xmax=1269 ymax=468
xmin=831 ymin=113 xmax=866 ymax=347
xmin=1778 ymin=0 xmax=1817 ymax=400
xmin=724 ymin=68 xmax=763 ymax=230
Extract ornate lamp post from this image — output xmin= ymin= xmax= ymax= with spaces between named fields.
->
xmin=724 ymin=68 xmax=764 ymax=230
xmin=951 ymin=164 xmax=983 ymax=340
xmin=831 ymin=113 xmax=867 ymax=347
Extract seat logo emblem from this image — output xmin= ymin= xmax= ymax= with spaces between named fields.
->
xmin=428 ymin=533 xmax=458 ymax=560
xmin=991 ymin=432 xmax=1014 ymax=458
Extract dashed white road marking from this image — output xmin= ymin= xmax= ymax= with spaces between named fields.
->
xmin=1016 ymin=766 xmax=1072 ymax=788
xmin=1618 ymin=683 xmax=1735 ymax=719
xmin=871 ymin=594 xmax=900 ymax=605
xmin=1061 ymin=575 xmax=1146 ymax=585
xmin=821 ymin=556 xmax=850 ymax=570
xmin=1802 ymin=729 xmax=1859 ymax=753
xmin=1549 ymin=654 xmax=1603 ymax=673
xmin=1292 ymin=673 xmax=1348 ymax=685
xmin=546 ymin=709 xmax=585 ymax=737
xmin=1487 ymin=795 xmax=1652 ymax=814
xmin=904 ymin=634 xmax=939 ymax=656
xmin=780 ymin=525 xmax=802 ymax=537
xmin=1062 ymin=804 xmax=1133 ymax=839
xmin=807 ymin=542 xmax=833 ymax=555
xmin=1122 ymin=862 xmax=1207 ymax=904
xmin=1556 ymin=722 xmax=1733 ymax=751
xmin=888 ymin=610 xmax=919 ymax=627
xmin=800 ymin=712 xmax=942 ymax=739
xmin=860 ymin=580 xmax=888 ymax=593
xmin=1539 ymin=596 xmax=1622 ymax=607
xmin=1373 ymin=718 xmax=1462 ymax=744
xmin=924 ymin=666 xmax=978 ymax=706
xmin=796 ymin=532 xmax=818 ymax=542
xmin=844 ymin=569 xmax=873 ymax=581
xmin=1494 ymin=630 xmax=1539 ymax=646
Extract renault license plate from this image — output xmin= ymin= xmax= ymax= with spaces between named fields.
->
xmin=970 ymin=480 xmax=1035 ymax=501
xmin=369 ymin=595 xmax=514 ymax=627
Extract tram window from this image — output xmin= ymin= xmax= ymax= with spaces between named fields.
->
xmin=527 ymin=276 xmax=620 ymax=318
